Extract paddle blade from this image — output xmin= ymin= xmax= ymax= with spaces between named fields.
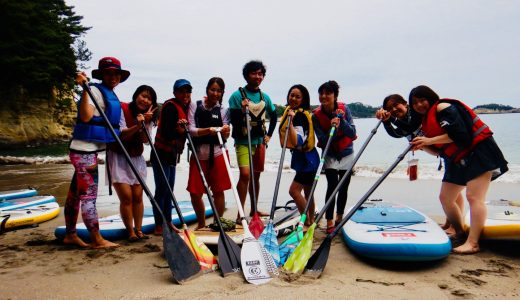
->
xmin=241 ymin=235 xmax=279 ymax=285
xmin=217 ymin=232 xmax=242 ymax=277
xmin=249 ymin=213 xmax=264 ymax=239
xmin=162 ymin=226 xmax=202 ymax=284
xmin=283 ymin=223 xmax=316 ymax=274
xmin=278 ymin=224 xmax=304 ymax=265
xmin=258 ymin=222 xmax=280 ymax=266
xmin=182 ymin=229 xmax=218 ymax=273
xmin=304 ymin=236 xmax=332 ymax=279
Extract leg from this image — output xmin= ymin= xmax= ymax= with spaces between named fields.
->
xmin=63 ymin=158 xmax=89 ymax=248
xmin=213 ymin=191 xmax=226 ymax=219
xmin=439 ymin=182 xmax=466 ymax=236
xmin=303 ymin=185 xmax=315 ymax=225
xmin=324 ymin=169 xmax=339 ymax=229
xmin=335 ymin=170 xmax=352 ymax=225
xmin=190 ymin=193 xmax=206 ymax=229
xmin=453 ymin=171 xmax=492 ymax=254
xmin=443 ymin=192 xmax=464 ymax=235
xmin=289 ymin=180 xmax=306 ymax=214
xmin=236 ymin=166 xmax=250 ymax=221
xmin=131 ymin=184 xmax=144 ymax=237
xmin=113 ymin=182 xmax=138 ymax=240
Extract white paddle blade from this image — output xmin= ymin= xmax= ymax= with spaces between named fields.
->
xmin=240 ymin=236 xmax=278 ymax=285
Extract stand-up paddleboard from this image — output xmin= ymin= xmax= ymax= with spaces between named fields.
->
xmin=0 ymin=195 xmax=56 ymax=211
xmin=341 ymin=200 xmax=451 ymax=261
xmin=1 ymin=202 xmax=60 ymax=230
xmin=0 ymin=188 xmax=37 ymax=200
xmin=54 ymin=200 xmax=214 ymax=241
xmin=465 ymin=199 xmax=520 ymax=240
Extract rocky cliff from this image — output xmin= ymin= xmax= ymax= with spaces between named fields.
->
xmin=0 ymin=88 xmax=76 ymax=149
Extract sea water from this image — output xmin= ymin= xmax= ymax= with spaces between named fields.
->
xmin=1 ymin=113 xmax=519 ymax=183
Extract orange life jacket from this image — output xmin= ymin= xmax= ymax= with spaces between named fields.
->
xmin=313 ymin=102 xmax=357 ymax=153
xmin=422 ymin=99 xmax=492 ymax=162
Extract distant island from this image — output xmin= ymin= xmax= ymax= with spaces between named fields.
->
xmin=273 ymin=102 xmax=518 ymax=119
xmin=472 ymin=103 xmax=520 ymax=114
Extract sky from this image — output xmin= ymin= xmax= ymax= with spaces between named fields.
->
xmin=66 ymin=0 xmax=520 ymax=108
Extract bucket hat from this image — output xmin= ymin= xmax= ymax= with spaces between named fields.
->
xmin=92 ymin=57 xmax=130 ymax=82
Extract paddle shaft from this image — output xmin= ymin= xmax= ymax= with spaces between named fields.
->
xmin=268 ymin=115 xmax=292 ymax=218
xmin=300 ymin=125 xmax=337 ymax=217
xmin=141 ymin=121 xmax=187 ymax=226
xmin=314 ymin=119 xmax=382 ymax=224
xmin=329 ymin=143 xmax=413 ymax=238
xmin=217 ymin=132 xmax=252 ymax=234
xmin=183 ymin=125 xmax=228 ymax=236
xmin=82 ymin=83 xmax=170 ymax=228
xmin=239 ymin=88 xmax=259 ymax=214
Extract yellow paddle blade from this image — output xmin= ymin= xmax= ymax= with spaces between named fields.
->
xmin=283 ymin=223 xmax=316 ymax=274
xmin=182 ymin=230 xmax=218 ymax=273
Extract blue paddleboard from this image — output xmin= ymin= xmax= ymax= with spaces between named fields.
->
xmin=341 ymin=200 xmax=451 ymax=261
xmin=54 ymin=200 xmax=214 ymax=241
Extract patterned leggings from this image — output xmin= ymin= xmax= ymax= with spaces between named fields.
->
xmin=65 ymin=152 xmax=100 ymax=234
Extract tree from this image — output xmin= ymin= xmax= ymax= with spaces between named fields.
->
xmin=0 ymin=0 xmax=90 ymax=96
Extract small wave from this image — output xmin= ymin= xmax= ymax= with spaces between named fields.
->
xmin=0 ymin=155 xmax=70 ymax=165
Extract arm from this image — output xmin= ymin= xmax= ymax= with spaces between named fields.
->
xmin=337 ymin=107 xmax=356 ymax=138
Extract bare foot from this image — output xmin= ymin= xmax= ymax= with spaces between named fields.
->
xmin=91 ymin=239 xmax=120 ymax=249
xmin=62 ymin=233 xmax=89 ymax=248
xmin=452 ymin=243 xmax=480 ymax=254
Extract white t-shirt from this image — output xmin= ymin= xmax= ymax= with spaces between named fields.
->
xmin=69 ymin=86 xmax=108 ymax=152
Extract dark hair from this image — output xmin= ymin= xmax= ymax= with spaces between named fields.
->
xmin=130 ymin=85 xmax=158 ymax=125
xmin=286 ymin=84 xmax=311 ymax=110
xmin=318 ymin=80 xmax=340 ymax=99
xmin=206 ymin=77 xmax=225 ymax=104
xmin=383 ymin=94 xmax=407 ymax=110
xmin=408 ymin=85 xmax=439 ymax=108
xmin=242 ymin=60 xmax=266 ymax=80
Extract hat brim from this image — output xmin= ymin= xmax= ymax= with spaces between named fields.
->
xmin=92 ymin=69 xmax=131 ymax=83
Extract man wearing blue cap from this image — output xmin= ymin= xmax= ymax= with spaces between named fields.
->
xmin=150 ymin=79 xmax=192 ymax=235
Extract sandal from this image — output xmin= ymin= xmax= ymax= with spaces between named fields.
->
xmin=135 ymin=230 xmax=150 ymax=240
xmin=326 ymin=226 xmax=335 ymax=234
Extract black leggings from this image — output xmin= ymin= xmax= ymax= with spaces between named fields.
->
xmin=325 ymin=169 xmax=352 ymax=221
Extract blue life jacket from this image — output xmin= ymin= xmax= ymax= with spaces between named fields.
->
xmin=72 ymin=83 xmax=121 ymax=143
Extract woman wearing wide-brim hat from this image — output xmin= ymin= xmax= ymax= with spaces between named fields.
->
xmin=63 ymin=56 xmax=130 ymax=249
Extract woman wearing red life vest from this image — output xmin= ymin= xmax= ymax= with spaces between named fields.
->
xmin=107 ymin=85 xmax=158 ymax=241
xmin=312 ymin=80 xmax=357 ymax=233
xmin=409 ymin=85 xmax=508 ymax=254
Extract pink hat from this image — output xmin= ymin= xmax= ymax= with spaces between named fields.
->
xmin=91 ymin=57 xmax=130 ymax=82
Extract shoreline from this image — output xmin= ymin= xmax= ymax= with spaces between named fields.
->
xmin=1 ymin=166 xmax=520 ymax=299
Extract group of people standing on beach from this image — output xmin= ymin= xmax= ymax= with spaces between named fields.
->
xmin=62 ymin=56 xmax=508 ymax=256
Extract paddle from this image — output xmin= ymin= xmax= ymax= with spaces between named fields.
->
xmin=217 ymin=131 xmax=278 ymax=285
xmin=182 ymin=125 xmax=242 ymax=277
xmin=142 ymin=121 xmax=217 ymax=273
xmin=81 ymin=82 xmax=201 ymax=284
xmin=239 ymin=87 xmax=264 ymax=238
xmin=304 ymin=143 xmax=413 ymax=278
xmin=258 ymin=115 xmax=292 ymax=266
xmin=280 ymin=125 xmax=336 ymax=266
xmin=283 ymin=119 xmax=382 ymax=273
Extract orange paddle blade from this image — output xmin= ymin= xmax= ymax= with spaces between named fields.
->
xmin=180 ymin=229 xmax=218 ymax=272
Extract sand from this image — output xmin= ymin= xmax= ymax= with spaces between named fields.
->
xmin=1 ymin=170 xmax=519 ymax=299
